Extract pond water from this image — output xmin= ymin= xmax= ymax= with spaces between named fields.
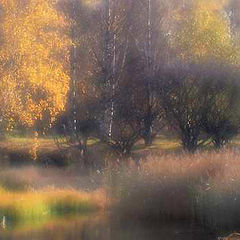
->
xmin=0 ymin=214 xmax=216 ymax=240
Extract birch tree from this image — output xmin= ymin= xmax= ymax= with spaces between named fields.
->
xmin=89 ymin=0 xmax=133 ymax=136
xmin=130 ymin=0 xmax=171 ymax=145
xmin=0 ymin=0 xmax=71 ymax=135
xmin=171 ymin=0 xmax=232 ymax=62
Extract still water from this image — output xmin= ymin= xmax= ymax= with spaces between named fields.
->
xmin=0 ymin=214 xmax=216 ymax=240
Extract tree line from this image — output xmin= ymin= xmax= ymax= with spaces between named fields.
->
xmin=1 ymin=0 xmax=240 ymax=159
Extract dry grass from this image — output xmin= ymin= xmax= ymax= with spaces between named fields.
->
xmin=2 ymin=135 xmax=240 ymax=232
xmin=110 ymin=148 xmax=240 ymax=232
xmin=0 ymin=165 xmax=104 ymax=191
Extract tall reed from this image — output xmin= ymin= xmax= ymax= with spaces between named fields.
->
xmin=109 ymin=149 xmax=240 ymax=232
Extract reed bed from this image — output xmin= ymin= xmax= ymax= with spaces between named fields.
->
xmin=110 ymin=149 xmax=240 ymax=232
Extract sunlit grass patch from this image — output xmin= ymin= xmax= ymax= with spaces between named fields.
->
xmin=87 ymin=138 xmax=100 ymax=146
xmin=0 ymin=187 xmax=106 ymax=227
xmin=5 ymin=136 xmax=99 ymax=148
xmin=45 ymin=188 xmax=105 ymax=215
xmin=153 ymin=138 xmax=181 ymax=150
xmin=134 ymin=136 xmax=181 ymax=152
xmin=0 ymin=189 xmax=49 ymax=225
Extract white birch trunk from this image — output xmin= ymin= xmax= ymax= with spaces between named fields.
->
xmin=109 ymin=32 xmax=116 ymax=137
xmin=71 ymin=0 xmax=78 ymax=135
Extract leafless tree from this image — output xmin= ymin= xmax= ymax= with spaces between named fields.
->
xmin=161 ymin=62 xmax=205 ymax=152
xmin=197 ymin=61 xmax=240 ymax=149
xmin=128 ymin=0 xmax=173 ymax=145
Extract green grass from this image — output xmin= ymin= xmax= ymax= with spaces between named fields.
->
xmin=5 ymin=136 xmax=98 ymax=147
xmin=0 ymin=187 xmax=106 ymax=228
xmin=133 ymin=135 xmax=181 ymax=153
xmin=3 ymin=134 xmax=240 ymax=166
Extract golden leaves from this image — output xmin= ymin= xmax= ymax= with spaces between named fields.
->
xmin=172 ymin=0 xmax=232 ymax=62
xmin=0 ymin=0 xmax=72 ymax=128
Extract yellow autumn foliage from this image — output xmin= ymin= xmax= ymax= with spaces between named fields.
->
xmin=0 ymin=0 xmax=72 ymax=128
xmin=172 ymin=0 xmax=234 ymax=62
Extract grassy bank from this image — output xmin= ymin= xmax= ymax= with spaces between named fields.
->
xmin=0 ymin=136 xmax=108 ymax=168
xmin=110 ymin=149 xmax=240 ymax=233
xmin=0 ymin=187 xmax=106 ymax=227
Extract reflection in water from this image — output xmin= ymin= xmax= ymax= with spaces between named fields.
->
xmin=0 ymin=214 xmax=215 ymax=240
